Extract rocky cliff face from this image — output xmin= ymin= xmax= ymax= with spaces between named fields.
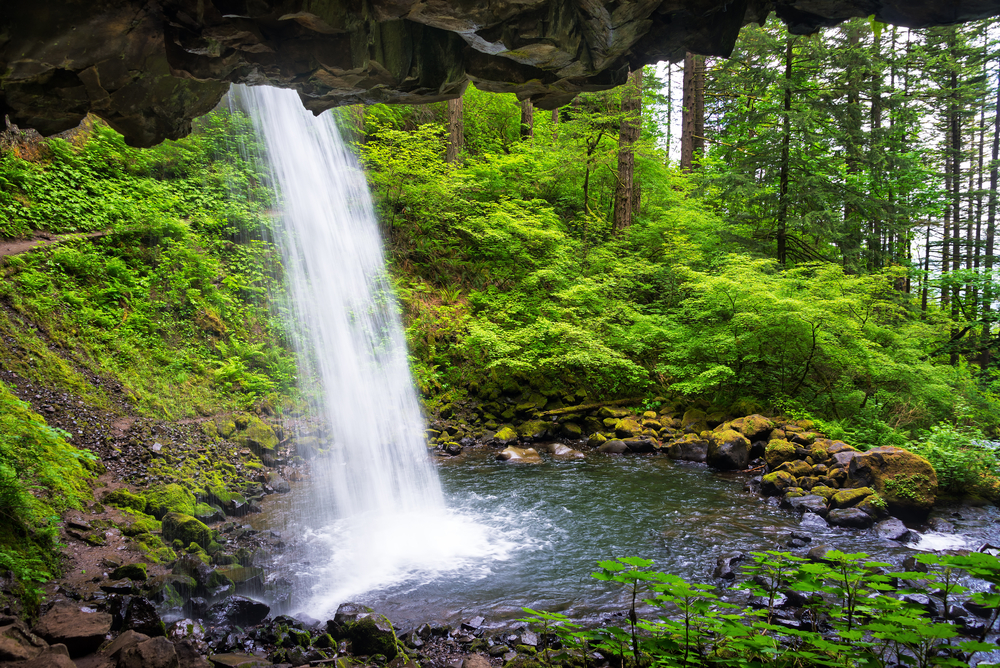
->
xmin=2 ymin=0 xmax=998 ymax=146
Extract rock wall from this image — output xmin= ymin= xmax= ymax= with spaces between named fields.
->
xmin=3 ymin=0 xmax=999 ymax=146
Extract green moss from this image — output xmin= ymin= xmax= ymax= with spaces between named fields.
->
xmin=161 ymin=512 xmax=212 ymax=549
xmin=831 ymin=487 xmax=873 ymax=509
xmin=143 ymin=483 xmax=196 ymax=519
xmin=765 ymin=440 xmax=798 ymax=469
xmin=102 ymin=488 xmax=147 ymax=513
xmin=119 ymin=509 xmax=161 ymax=536
xmin=495 ymin=426 xmax=518 ymax=443
xmin=111 ymin=563 xmax=148 ymax=581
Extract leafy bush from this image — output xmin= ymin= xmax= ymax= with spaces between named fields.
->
xmin=908 ymin=423 xmax=1000 ymax=499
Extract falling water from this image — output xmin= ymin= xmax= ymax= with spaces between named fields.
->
xmin=235 ymin=85 xmax=510 ymax=617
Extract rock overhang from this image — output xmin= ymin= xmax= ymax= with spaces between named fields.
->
xmin=2 ymin=0 xmax=998 ymax=147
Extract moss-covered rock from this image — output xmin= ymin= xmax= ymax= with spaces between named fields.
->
xmin=347 ymin=616 xmax=398 ymax=659
xmin=215 ymin=416 xmax=238 ymax=438
xmin=103 ymin=488 xmax=148 ymax=513
xmin=112 ymin=563 xmax=148 ymax=581
xmin=494 ymin=426 xmax=518 ymax=444
xmin=516 ymin=420 xmax=549 ymax=440
xmin=776 ymin=459 xmax=812 ymax=478
xmin=831 ymin=486 xmax=874 ymax=509
xmin=765 ymin=440 xmax=798 ymax=469
xmin=560 ymin=422 xmax=583 ymax=438
xmin=707 ymin=429 xmax=750 ymax=471
xmin=597 ymin=406 xmax=630 ymax=419
xmin=761 ymin=471 xmax=796 ymax=495
xmin=614 ymin=418 xmax=642 ymax=438
xmin=738 ymin=414 xmax=774 ymax=441
xmin=587 ymin=432 xmax=607 ymax=447
xmin=847 ymin=446 xmax=938 ymax=516
xmin=161 ymin=512 xmax=213 ymax=550
xmin=143 ymin=483 xmax=196 ymax=519
xmin=680 ymin=408 xmax=707 ymax=432
xmin=120 ymin=511 xmax=161 ymax=537
xmin=240 ymin=415 xmax=279 ymax=461
xmin=811 ymin=485 xmax=838 ymax=501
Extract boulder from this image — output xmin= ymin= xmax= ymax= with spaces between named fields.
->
xmin=614 ymin=418 xmax=643 ymax=439
xmin=497 ymin=447 xmax=542 ymax=463
xmin=240 ymin=416 xmax=279 ymax=462
xmin=0 ymin=618 xmax=47 ymax=662
xmin=738 ymin=414 xmax=774 ymax=441
xmin=680 ymin=409 xmax=707 ymax=433
xmin=123 ymin=597 xmax=166 ymax=637
xmin=119 ymin=636 xmax=179 ymax=668
xmin=875 ymin=517 xmax=911 ymax=541
xmin=761 ymin=471 xmax=796 ymax=495
xmin=32 ymin=600 xmax=112 ymax=657
xmin=775 ymin=460 xmax=812 ymax=477
xmin=598 ymin=440 xmax=629 ymax=454
xmin=162 ymin=513 xmax=213 ymax=550
xmin=706 ymin=430 xmax=750 ymax=471
xmin=347 ymin=615 xmax=398 ymax=659
xmin=19 ymin=644 xmax=75 ymax=668
xmin=713 ymin=552 xmax=745 ymax=579
xmin=516 ymin=420 xmax=549 ymax=440
xmin=847 ymin=446 xmax=937 ymax=515
xmin=560 ymin=422 xmax=583 ymax=438
xmin=826 ymin=508 xmax=876 ymax=529
xmin=208 ymin=596 xmax=270 ymax=627
xmin=786 ymin=495 xmax=828 ymax=517
xmin=624 ymin=438 xmax=655 ymax=453
xmin=101 ymin=629 xmax=149 ymax=661
xmin=112 ymin=563 xmax=149 ymax=582
xmin=667 ymin=435 xmax=708 ymax=463
xmin=175 ymin=639 xmax=212 ymax=668
xmin=144 ymin=484 xmax=197 ymax=519
xmin=597 ymin=406 xmax=630 ymax=419
xmin=464 ymin=656 xmax=491 ymax=668
xmin=550 ymin=444 xmax=584 ymax=458
xmin=172 ymin=556 xmax=232 ymax=594
xmin=587 ymin=432 xmax=607 ymax=447
xmin=764 ymin=440 xmax=798 ymax=469
xmin=830 ymin=487 xmax=874 ymax=509
xmin=494 ymin=427 xmax=518 ymax=444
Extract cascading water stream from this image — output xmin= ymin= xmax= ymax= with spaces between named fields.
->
xmin=235 ymin=85 xmax=510 ymax=617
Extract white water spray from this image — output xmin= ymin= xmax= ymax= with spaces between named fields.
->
xmin=236 ymin=85 xmax=508 ymax=617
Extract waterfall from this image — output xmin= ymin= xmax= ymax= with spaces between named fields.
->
xmin=234 ymin=85 xmax=503 ymax=618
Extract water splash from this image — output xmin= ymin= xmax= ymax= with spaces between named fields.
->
xmin=234 ymin=85 xmax=507 ymax=617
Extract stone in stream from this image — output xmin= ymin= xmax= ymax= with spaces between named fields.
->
xmin=598 ymin=440 xmax=628 ymax=454
xmin=32 ymin=600 xmax=112 ymax=657
xmin=667 ymin=436 xmax=708 ymax=462
xmin=875 ymin=517 xmax=911 ymax=541
xmin=785 ymin=495 xmax=828 ymax=517
xmin=826 ymin=508 xmax=876 ymax=529
xmin=713 ymin=552 xmax=746 ymax=580
xmin=707 ymin=430 xmax=750 ymax=471
xmin=848 ymin=446 xmax=937 ymax=516
xmin=497 ymin=447 xmax=542 ymax=463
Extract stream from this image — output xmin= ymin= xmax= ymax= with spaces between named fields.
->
xmin=251 ymin=448 xmax=1000 ymax=629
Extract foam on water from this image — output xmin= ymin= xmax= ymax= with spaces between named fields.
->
xmin=235 ymin=84 xmax=514 ymax=619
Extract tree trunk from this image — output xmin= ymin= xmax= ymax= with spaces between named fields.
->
xmin=551 ymin=108 xmax=559 ymax=140
xmin=982 ymin=68 xmax=1000 ymax=369
xmin=446 ymin=96 xmax=464 ymax=163
xmin=776 ymin=38 xmax=793 ymax=265
xmin=842 ymin=23 xmax=863 ymax=272
xmin=520 ymin=99 xmax=534 ymax=139
xmin=680 ymin=53 xmax=704 ymax=172
xmin=613 ymin=67 xmax=643 ymax=231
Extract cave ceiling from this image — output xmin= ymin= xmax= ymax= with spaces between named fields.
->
xmin=1 ymin=0 xmax=999 ymax=146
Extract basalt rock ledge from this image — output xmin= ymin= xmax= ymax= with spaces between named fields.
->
xmin=2 ymin=0 xmax=999 ymax=146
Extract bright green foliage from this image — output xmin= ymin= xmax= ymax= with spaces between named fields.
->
xmin=0 ymin=380 xmax=93 ymax=591
xmin=525 ymin=551 xmax=1000 ymax=668
xmin=0 ymin=114 xmax=296 ymax=417
xmin=908 ymin=423 xmax=1000 ymax=499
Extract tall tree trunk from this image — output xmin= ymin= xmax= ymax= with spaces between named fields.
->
xmin=613 ymin=67 xmax=643 ymax=231
xmin=520 ymin=99 xmax=534 ymax=139
xmin=949 ymin=31 xmax=962 ymax=361
xmin=446 ymin=96 xmax=464 ymax=163
xmin=776 ymin=38 xmax=793 ymax=265
xmin=666 ymin=62 xmax=673 ymax=164
xmin=842 ymin=23 xmax=863 ymax=272
xmin=869 ymin=27 xmax=884 ymax=269
xmin=982 ymin=69 xmax=1000 ymax=369
xmin=551 ymin=108 xmax=559 ymax=140
xmin=680 ymin=53 xmax=704 ymax=172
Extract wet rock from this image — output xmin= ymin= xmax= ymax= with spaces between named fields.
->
xmin=707 ymin=430 xmax=750 ymax=471
xmin=118 ymin=636 xmax=179 ymax=668
xmin=520 ymin=630 xmax=538 ymax=646
xmin=799 ymin=511 xmax=828 ymax=530
xmin=875 ymin=518 xmax=911 ymax=541
xmin=902 ymin=594 xmax=938 ymax=616
xmin=785 ymin=495 xmax=828 ymax=517
xmin=112 ymin=563 xmax=149 ymax=582
xmin=830 ymin=487 xmax=874 ymax=509
xmin=497 ymin=447 xmax=542 ymax=463
xmin=667 ymin=436 xmax=708 ymax=462
xmin=516 ymin=421 xmax=549 ymax=441
xmin=102 ymin=579 xmax=138 ymax=595
xmin=162 ymin=512 xmax=213 ymax=550
xmin=208 ymin=597 xmax=270 ymax=627
xmin=903 ymin=556 xmax=929 ymax=573
xmin=847 ymin=446 xmax=937 ymax=516
xmin=750 ymin=593 xmax=788 ymax=609
xmin=123 ymin=597 xmax=166 ymax=637
xmin=489 ymin=644 xmax=511 ymax=656
xmin=173 ymin=556 xmax=232 ymax=595
xmin=807 ymin=545 xmax=835 ymax=563
xmin=826 ymin=508 xmax=876 ymax=529
xmin=764 ymin=440 xmax=798 ymax=469
xmin=761 ymin=471 xmax=796 ymax=495
xmin=32 ymin=600 xmax=112 ymax=657
xmin=624 ymin=438 xmax=655 ymax=453
xmin=964 ymin=599 xmax=993 ymax=619
xmin=102 ymin=629 xmax=149 ymax=661
xmin=0 ymin=618 xmax=47 ymax=662
xmin=494 ymin=427 xmax=518 ymax=444
xmin=19 ymin=644 xmax=75 ymax=668
xmin=175 ymin=639 xmax=212 ymax=668
xmin=347 ymin=614 xmax=398 ymax=659
xmin=549 ymin=443 xmax=584 ymax=458
xmin=598 ymin=440 xmax=629 ymax=454
xmin=587 ymin=433 xmax=608 ymax=448
xmin=713 ymin=552 xmax=746 ymax=580
xmin=462 ymin=616 xmax=485 ymax=631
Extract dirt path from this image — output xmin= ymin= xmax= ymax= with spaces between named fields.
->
xmin=0 ymin=230 xmax=112 ymax=258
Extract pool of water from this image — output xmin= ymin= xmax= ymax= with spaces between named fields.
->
xmin=252 ymin=448 xmax=1000 ymax=628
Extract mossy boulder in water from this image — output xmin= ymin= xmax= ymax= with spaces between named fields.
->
xmin=347 ymin=615 xmax=398 ymax=659
xmin=831 ymin=486 xmax=874 ymax=509
xmin=143 ymin=484 xmax=196 ymax=519
xmin=848 ymin=446 xmax=937 ymax=516
xmin=680 ymin=409 xmax=707 ymax=433
xmin=516 ymin=420 xmax=549 ymax=440
xmin=587 ymin=432 xmax=607 ymax=448
xmin=614 ymin=418 xmax=642 ymax=438
xmin=707 ymin=429 xmax=750 ymax=471
xmin=761 ymin=471 xmax=796 ymax=495
xmin=667 ymin=434 xmax=709 ymax=462
xmin=161 ymin=512 xmax=213 ymax=550
xmin=736 ymin=414 xmax=774 ymax=441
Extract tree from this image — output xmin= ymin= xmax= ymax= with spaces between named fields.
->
xmin=520 ymin=99 xmax=534 ymax=139
xmin=680 ymin=52 xmax=704 ymax=171
xmin=446 ymin=96 xmax=464 ymax=163
xmin=613 ymin=67 xmax=643 ymax=231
